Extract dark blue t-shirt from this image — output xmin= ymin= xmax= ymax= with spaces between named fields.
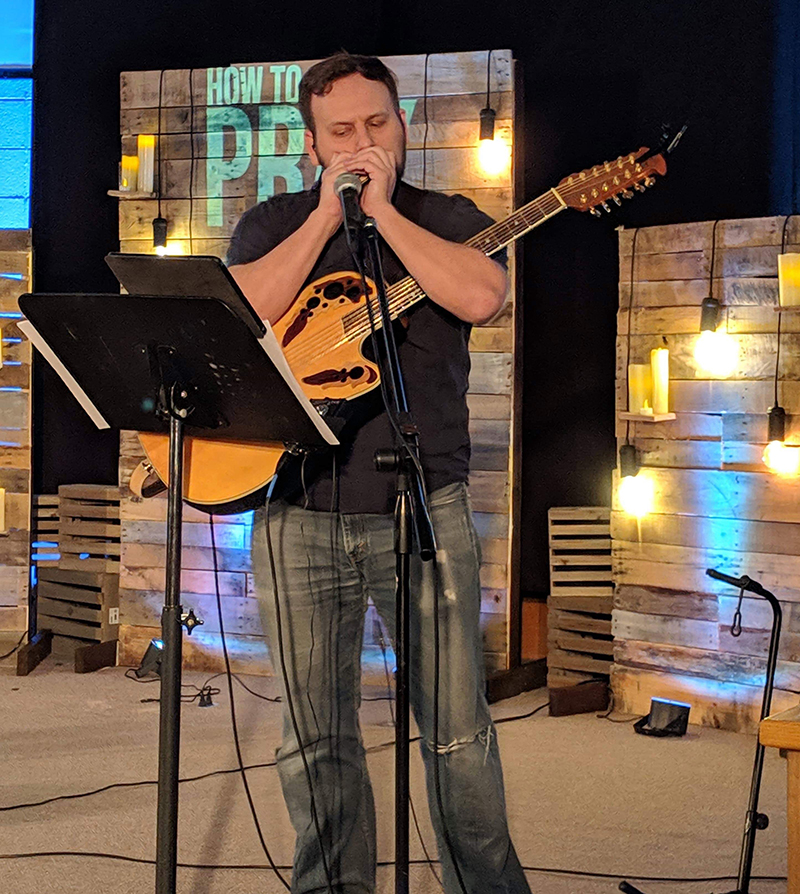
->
xmin=226 ymin=180 xmax=503 ymax=514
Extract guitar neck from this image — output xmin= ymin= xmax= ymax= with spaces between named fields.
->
xmin=384 ymin=187 xmax=567 ymax=319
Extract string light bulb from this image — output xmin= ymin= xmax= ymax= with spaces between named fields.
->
xmin=153 ymin=216 xmax=168 ymax=255
xmin=618 ymin=444 xmax=654 ymax=518
xmin=693 ymin=297 xmax=738 ymax=378
xmin=763 ymin=405 xmax=800 ymax=476
xmin=477 ymin=52 xmax=511 ymax=177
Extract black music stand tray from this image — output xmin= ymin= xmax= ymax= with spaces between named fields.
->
xmin=18 ymin=290 xmax=336 ymax=894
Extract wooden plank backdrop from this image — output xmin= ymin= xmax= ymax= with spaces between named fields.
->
xmin=0 ymin=229 xmax=32 ymax=668
xmin=612 ymin=216 xmax=800 ymax=732
xmin=115 ymin=51 xmax=518 ymax=675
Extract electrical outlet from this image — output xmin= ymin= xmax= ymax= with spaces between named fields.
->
xmin=109 ymin=607 xmax=119 ymax=625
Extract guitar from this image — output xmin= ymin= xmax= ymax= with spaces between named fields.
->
xmin=136 ymin=146 xmax=667 ymax=513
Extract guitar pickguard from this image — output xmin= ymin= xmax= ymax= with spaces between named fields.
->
xmin=273 ymin=270 xmax=382 ymax=401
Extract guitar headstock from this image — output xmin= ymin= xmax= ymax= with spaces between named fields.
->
xmin=557 ymin=147 xmax=667 ymax=215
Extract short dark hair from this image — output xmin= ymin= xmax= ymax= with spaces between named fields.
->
xmin=298 ymin=52 xmax=401 ymax=135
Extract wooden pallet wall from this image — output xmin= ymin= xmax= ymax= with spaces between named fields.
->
xmin=612 ymin=216 xmax=800 ymax=732
xmin=0 ymin=230 xmax=31 ymax=667
xmin=116 ymin=51 xmax=519 ymax=674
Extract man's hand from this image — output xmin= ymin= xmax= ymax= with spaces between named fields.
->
xmin=316 ymin=152 xmax=359 ymax=225
xmin=347 ymin=146 xmax=398 ymax=219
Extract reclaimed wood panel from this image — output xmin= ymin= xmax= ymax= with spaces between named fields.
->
xmin=613 ymin=216 xmax=800 ymax=729
xmin=612 ymin=666 xmax=799 ymax=734
xmin=117 ymin=51 xmax=519 ymax=676
xmin=0 ymin=231 xmax=31 ymax=643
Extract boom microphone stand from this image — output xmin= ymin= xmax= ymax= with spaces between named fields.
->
xmin=621 ymin=567 xmax=783 ymax=894
xmin=342 ymin=203 xmax=436 ymax=894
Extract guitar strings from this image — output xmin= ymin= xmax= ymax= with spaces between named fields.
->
xmin=281 ymin=192 xmax=559 ymax=366
xmin=282 ymin=191 xmax=565 ymax=370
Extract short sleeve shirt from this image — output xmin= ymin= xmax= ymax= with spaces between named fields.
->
xmin=227 ymin=180 xmax=504 ymax=514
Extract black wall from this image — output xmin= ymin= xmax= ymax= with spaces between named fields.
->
xmin=32 ymin=0 xmax=799 ymax=594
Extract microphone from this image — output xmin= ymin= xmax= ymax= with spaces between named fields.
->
xmin=334 ymin=172 xmax=365 ymax=240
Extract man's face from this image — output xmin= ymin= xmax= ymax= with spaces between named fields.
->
xmin=304 ymin=73 xmax=407 ymax=177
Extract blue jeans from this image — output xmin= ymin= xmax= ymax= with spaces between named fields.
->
xmin=251 ymin=481 xmax=530 ymax=894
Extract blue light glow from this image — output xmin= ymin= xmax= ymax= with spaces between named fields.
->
xmin=0 ymin=76 xmax=32 ymax=227
xmin=652 ymin=697 xmax=692 ymax=709
xmin=0 ymin=2 xmax=34 ymax=67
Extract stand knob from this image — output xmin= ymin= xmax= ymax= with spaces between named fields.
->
xmin=181 ymin=609 xmax=204 ymax=635
xmin=755 ymin=812 xmax=769 ymax=830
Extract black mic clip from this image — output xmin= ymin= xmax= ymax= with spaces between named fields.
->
xmin=334 ymin=172 xmax=366 ymax=246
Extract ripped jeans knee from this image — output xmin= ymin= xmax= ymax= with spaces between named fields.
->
xmin=426 ymin=722 xmax=495 ymax=765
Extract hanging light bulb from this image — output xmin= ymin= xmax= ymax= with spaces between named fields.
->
xmin=618 ymin=444 xmax=655 ymax=518
xmin=693 ymin=297 xmax=738 ymax=377
xmin=153 ymin=216 xmax=168 ymax=255
xmin=619 ymin=474 xmax=655 ymax=517
xmin=763 ymin=405 xmax=800 ymax=476
xmin=763 ymin=441 xmax=800 ymax=476
xmin=477 ymin=52 xmax=511 ymax=177
xmin=478 ymin=108 xmax=511 ymax=176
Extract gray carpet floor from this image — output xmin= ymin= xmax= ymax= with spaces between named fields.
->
xmin=0 ymin=656 xmax=791 ymax=894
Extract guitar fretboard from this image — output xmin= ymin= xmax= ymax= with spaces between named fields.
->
xmin=340 ymin=188 xmax=566 ymax=340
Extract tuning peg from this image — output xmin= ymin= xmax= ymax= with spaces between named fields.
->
xmin=644 ymin=176 xmax=656 ymax=187
xmin=621 ymin=189 xmax=634 ymax=199
xmin=612 ymin=195 xmax=622 ymax=206
xmin=590 ymin=207 xmax=602 ymax=217
xmin=601 ymin=202 xmax=611 ymax=212
xmin=634 ymin=183 xmax=646 ymax=192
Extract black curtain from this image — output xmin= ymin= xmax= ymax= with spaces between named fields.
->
xmin=32 ymin=0 xmax=797 ymax=594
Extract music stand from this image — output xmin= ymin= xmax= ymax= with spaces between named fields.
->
xmin=18 ymin=290 xmax=337 ymax=894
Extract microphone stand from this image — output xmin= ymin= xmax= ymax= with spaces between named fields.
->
xmin=621 ymin=568 xmax=783 ymax=894
xmin=343 ymin=206 xmax=436 ymax=894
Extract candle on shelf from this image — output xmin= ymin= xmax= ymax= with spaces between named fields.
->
xmin=778 ymin=253 xmax=800 ymax=307
xmin=119 ymin=154 xmax=139 ymax=191
xmin=137 ymin=134 xmax=156 ymax=193
xmin=651 ymin=347 xmax=670 ymax=415
xmin=0 ymin=487 xmax=6 ymax=533
xmin=628 ymin=363 xmax=652 ymax=415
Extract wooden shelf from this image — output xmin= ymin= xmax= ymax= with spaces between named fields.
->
xmin=774 ymin=306 xmax=800 ymax=313
xmin=619 ymin=412 xmax=676 ymax=422
xmin=107 ymin=189 xmax=157 ymax=199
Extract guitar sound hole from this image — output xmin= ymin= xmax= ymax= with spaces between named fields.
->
xmin=307 ymin=296 xmax=320 ymax=309
xmin=346 ymin=286 xmax=361 ymax=301
xmin=323 ymin=282 xmax=344 ymax=300
xmin=351 ymin=366 xmax=364 ymax=379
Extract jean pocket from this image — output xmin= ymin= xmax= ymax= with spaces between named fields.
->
xmin=428 ymin=480 xmax=469 ymax=509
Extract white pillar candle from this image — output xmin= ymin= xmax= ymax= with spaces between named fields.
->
xmin=137 ymin=134 xmax=156 ymax=193
xmin=778 ymin=253 xmax=800 ymax=307
xmin=120 ymin=154 xmax=139 ymax=191
xmin=651 ymin=347 xmax=670 ymax=415
xmin=628 ymin=363 xmax=652 ymax=414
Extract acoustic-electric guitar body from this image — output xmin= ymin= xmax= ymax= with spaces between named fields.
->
xmin=135 ymin=146 xmax=669 ymax=512
xmin=137 ymin=270 xmax=380 ymax=511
